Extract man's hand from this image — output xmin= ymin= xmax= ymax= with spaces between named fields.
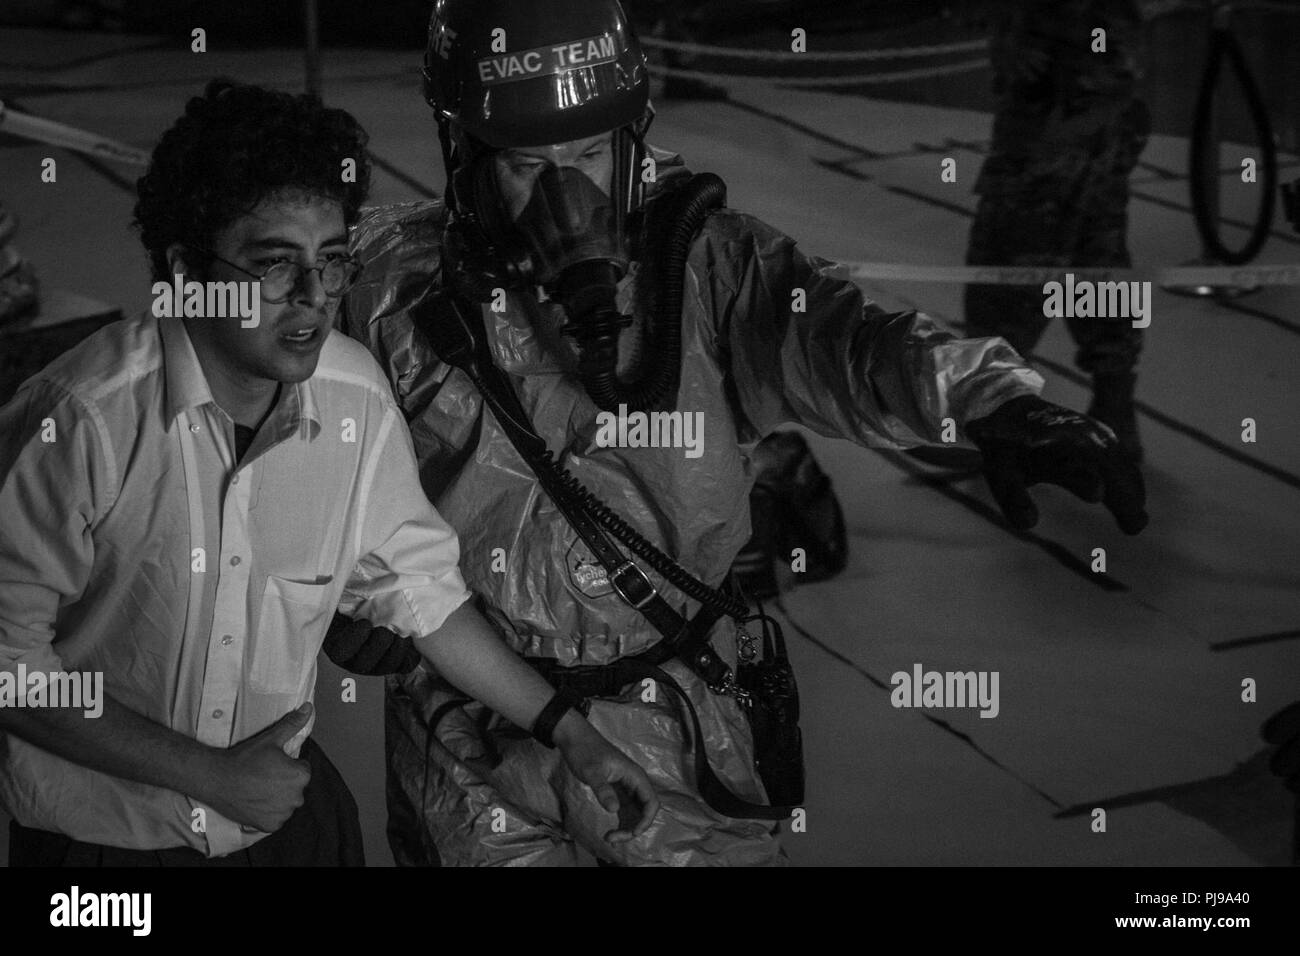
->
xmin=553 ymin=710 xmax=660 ymax=845
xmin=412 ymin=601 xmax=661 ymax=844
xmin=966 ymin=395 xmax=1148 ymax=534
xmin=204 ymin=703 xmax=314 ymax=833
xmin=323 ymin=612 xmax=423 ymax=676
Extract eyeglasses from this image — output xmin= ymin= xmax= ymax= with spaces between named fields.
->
xmin=190 ymin=247 xmax=363 ymax=304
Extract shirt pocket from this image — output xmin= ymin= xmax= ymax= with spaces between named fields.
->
xmin=249 ymin=575 xmax=334 ymax=696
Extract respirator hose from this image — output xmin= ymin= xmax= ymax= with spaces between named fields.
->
xmin=567 ymin=172 xmax=728 ymax=413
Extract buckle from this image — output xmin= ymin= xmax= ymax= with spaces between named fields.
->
xmin=711 ymin=669 xmax=752 ymax=709
xmin=609 ymin=560 xmax=657 ymax=610
xmin=736 ymin=623 xmax=758 ymax=664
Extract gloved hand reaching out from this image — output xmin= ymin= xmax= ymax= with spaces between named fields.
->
xmin=965 ymin=395 xmax=1149 ymax=535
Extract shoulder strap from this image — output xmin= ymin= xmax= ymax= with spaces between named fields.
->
xmin=413 ymin=287 xmax=736 ymax=681
xmin=410 ymin=289 xmax=798 ymax=819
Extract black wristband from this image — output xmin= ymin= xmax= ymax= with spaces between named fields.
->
xmin=531 ymin=689 xmax=585 ymax=749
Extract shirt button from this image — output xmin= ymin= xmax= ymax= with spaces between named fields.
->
xmin=189 ymin=424 xmax=200 ymax=433
xmin=231 ymin=474 xmax=240 ymax=485
xmin=212 ymin=709 xmax=224 ymax=719
xmin=221 ymin=634 xmax=233 ymax=646
xmin=230 ymin=556 xmax=241 ymax=566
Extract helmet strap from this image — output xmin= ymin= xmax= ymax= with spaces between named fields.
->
xmin=436 ymin=116 xmax=460 ymax=214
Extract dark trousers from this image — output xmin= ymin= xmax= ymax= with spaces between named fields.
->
xmin=8 ymin=738 xmax=364 ymax=867
xmin=964 ymin=97 xmax=1150 ymax=376
xmin=965 ymin=0 xmax=1150 ymax=379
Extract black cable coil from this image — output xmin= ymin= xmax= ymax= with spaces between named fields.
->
xmin=535 ymin=449 xmax=749 ymax=620
xmin=1188 ymin=19 xmax=1277 ymax=265
xmin=570 ymin=172 xmax=729 ymax=412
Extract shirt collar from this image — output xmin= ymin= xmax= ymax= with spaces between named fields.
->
xmin=160 ymin=316 xmax=321 ymax=440
xmin=160 ymin=315 xmax=215 ymax=426
xmin=272 ymin=378 xmax=321 ymax=445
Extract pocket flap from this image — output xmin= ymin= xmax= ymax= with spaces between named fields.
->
xmin=264 ymin=574 xmax=334 ymax=607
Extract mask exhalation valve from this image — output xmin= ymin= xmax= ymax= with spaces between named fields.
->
xmin=552 ymin=259 xmax=633 ymax=385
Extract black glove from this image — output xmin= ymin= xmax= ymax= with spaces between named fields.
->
xmin=1262 ymin=701 xmax=1300 ymax=793
xmin=965 ymin=395 xmax=1148 ymax=535
xmin=322 ymin=612 xmax=423 ymax=676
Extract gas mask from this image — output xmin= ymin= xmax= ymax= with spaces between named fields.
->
xmin=511 ymin=163 xmax=628 ymax=289
xmin=494 ymin=159 xmax=634 ymax=391
xmin=448 ymin=135 xmax=638 ymax=345
xmin=443 ymin=123 xmax=726 ymax=414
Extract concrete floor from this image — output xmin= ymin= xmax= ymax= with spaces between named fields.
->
xmin=1 ymin=25 xmax=1297 ymax=866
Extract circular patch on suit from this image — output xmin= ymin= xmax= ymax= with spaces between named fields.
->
xmin=566 ymin=538 xmax=613 ymax=598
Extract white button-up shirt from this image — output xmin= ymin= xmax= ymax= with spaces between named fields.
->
xmin=0 ymin=313 xmax=469 ymax=856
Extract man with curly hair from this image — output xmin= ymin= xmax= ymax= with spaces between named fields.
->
xmin=0 ymin=79 xmax=657 ymax=867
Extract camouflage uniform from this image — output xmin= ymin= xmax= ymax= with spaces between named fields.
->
xmin=965 ymin=0 xmax=1150 ymax=376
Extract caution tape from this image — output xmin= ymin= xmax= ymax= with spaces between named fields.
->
xmin=824 ymin=261 xmax=1300 ymax=287
xmin=0 ymin=100 xmax=150 ymax=166
xmin=639 ymin=35 xmax=988 ymax=61
xmin=646 ymin=58 xmax=991 ymax=87
xmin=1140 ymin=0 xmax=1300 ymax=19
xmin=1139 ymin=0 xmax=1203 ymax=19
xmin=1226 ymin=0 xmax=1300 ymax=14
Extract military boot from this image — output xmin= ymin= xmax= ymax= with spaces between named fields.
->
xmin=1088 ymin=371 xmax=1143 ymax=463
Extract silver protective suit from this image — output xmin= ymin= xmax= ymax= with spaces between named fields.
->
xmin=341 ymin=148 xmax=1045 ymax=866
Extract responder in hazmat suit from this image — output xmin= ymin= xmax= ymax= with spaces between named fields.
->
xmin=328 ymin=0 xmax=1148 ymax=866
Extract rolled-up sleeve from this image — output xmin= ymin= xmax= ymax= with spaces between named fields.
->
xmin=338 ymin=402 xmax=471 ymax=639
xmin=0 ymin=380 xmax=109 ymax=677
xmin=705 ymin=212 xmax=1044 ymax=448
